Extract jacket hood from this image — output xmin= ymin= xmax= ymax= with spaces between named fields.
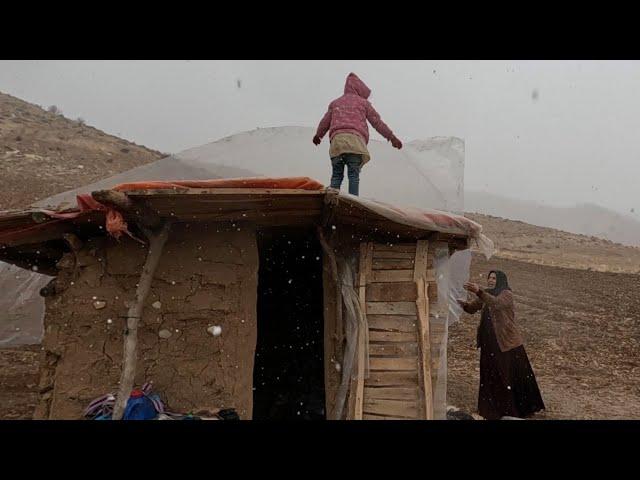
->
xmin=344 ymin=73 xmax=371 ymax=99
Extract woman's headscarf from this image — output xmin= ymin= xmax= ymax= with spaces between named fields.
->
xmin=486 ymin=270 xmax=511 ymax=296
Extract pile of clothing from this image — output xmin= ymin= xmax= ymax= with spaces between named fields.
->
xmin=84 ymin=382 xmax=239 ymax=421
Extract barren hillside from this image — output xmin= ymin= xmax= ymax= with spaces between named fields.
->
xmin=0 ymin=91 xmax=164 ymax=210
xmin=467 ymin=212 xmax=640 ymax=274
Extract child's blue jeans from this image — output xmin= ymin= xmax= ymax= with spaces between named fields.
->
xmin=330 ymin=154 xmax=363 ymax=196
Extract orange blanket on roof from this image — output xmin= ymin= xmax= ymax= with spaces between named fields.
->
xmin=112 ymin=177 xmax=324 ymax=192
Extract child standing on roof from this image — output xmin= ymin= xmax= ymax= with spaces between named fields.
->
xmin=313 ymin=72 xmax=402 ymax=196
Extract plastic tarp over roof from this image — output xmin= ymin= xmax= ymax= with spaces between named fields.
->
xmin=34 ymin=127 xmax=465 ymax=213
xmin=1 ymin=126 xmax=474 ymax=346
xmin=0 ymin=178 xmax=488 ymax=245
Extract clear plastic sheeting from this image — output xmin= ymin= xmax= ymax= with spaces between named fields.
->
xmin=341 ymin=195 xmax=494 ymax=257
xmin=179 ymin=128 xmax=465 ymax=212
xmin=446 ymin=249 xmax=473 ymax=324
xmin=332 ymin=254 xmax=369 ymax=420
xmin=0 ymin=261 xmax=51 ymax=346
xmin=35 ymin=127 xmax=465 ymax=213
xmin=1 ymin=126 xmax=476 ymax=348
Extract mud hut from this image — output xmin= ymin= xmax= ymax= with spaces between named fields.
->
xmin=0 ymin=177 xmax=491 ymax=420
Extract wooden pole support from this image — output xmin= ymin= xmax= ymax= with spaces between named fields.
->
xmin=111 ymin=222 xmax=171 ymax=420
xmin=414 ymin=240 xmax=434 ymax=420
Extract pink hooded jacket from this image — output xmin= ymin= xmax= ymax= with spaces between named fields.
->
xmin=315 ymin=73 xmax=395 ymax=145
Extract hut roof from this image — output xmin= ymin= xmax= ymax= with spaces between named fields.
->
xmin=0 ymin=177 xmax=492 ymax=273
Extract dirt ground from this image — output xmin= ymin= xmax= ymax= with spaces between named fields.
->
xmin=448 ymin=254 xmax=640 ymax=420
xmin=0 ymin=346 xmax=41 ymax=419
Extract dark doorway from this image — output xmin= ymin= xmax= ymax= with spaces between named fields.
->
xmin=253 ymin=227 xmax=326 ymax=420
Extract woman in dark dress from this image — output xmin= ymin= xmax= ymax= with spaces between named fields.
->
xmin=459 ymin=271 xmax=545 ymax=420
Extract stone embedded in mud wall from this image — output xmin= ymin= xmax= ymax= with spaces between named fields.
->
xmin=158 ymin=329 xmax=172 ymax=339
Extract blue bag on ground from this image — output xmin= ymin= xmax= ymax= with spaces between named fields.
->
xmin=123 ymin=390 xmax=158 ymax=420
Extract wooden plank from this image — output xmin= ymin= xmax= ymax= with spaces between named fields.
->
xmin=369 ymin=357 xmax=418 ymax=371
xmin=366 ymin=371 xmax=419 ymax=386
xmin=358 ymin=242 xmax=374 ymax=288
xmin=368 ymin=331 xmax=417 ymax=343
xmin=367 ymin=315 xmax=417 ymax=332
xmin=369 ymin=343 xmax=418 ymax=357
xmin=373 ymin=243 xmax=416 ymax=253
xmin=415 ymin=276 xmax=434 ymax=420
xmin=413 ymin=240 xmax=429 ymax=283
xmin=366 ymin=282 xmax=416 ymax=302
xmin=372 ymin=250 xmax=416 ymax=259
xmin=428 ymin=281 xmax=438 ymax=301
xmin=363 ymin=414 xmax=412 ymax=420
xmin=371 ymin=270 xmax=414 ymax=283
xmin=364 ymin=387 xmax=419 ymax=401
xmin=414 ymin=240 xmax=434 ymax=420
xmin=363 ymin=398 xmax=418 ymax=418
xmin=366 ymin=302 xmax=417 ymax=316
xmin=346 ymin=377 xmax=357 ymax=420
xmin=372 ymin=258 xmax=415 ymax=270
xmin=355 ymin=242 xmax=373 ymax=420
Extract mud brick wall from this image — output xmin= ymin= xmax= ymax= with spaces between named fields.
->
xmin=35 ymin=222 xmax=258 ymax=419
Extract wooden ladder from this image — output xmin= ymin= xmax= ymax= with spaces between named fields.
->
xmin=352 ymin=241 xmax=437 ymax=420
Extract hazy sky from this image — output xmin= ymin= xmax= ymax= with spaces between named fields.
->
xmin=1 ymin=60 xmax=638 ymax=217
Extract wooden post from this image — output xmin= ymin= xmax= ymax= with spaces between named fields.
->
xmin=355 ymin=242 xmax=373 ymax=420
xmin=414 ymin=240 xmax=434 ymax=420
xmin=111 ymin=222 xmax=171 ymax=420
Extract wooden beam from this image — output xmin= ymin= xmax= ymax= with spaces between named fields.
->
xmin=363 ymin=398 xmax=418 ymax=418
xmin=368 ymin=343 xmax=418 ymax=357
xmin=366 ymin=301 xmax=417 ymax=316
xmin=414 ymin=240 xmax=434 ymax=420
xmin=365 ymin=371 xmax=418 ymax=387
xmin=367 ymin=315 xmax=417 ymax=333
xmin=368 ymin=357 xmax=418 ymax=371
xmin=366 ymin=282 xmax=417 ymax=302
xmin=364 ymin=387 xmax=418 ymax=401
xmin=371 ymin=269 xmax=426 ymax=283
xmin=354 ymin=242 xmax=373 ymax=420
xmin=111 ymin=222 xmax=171 ymax=420
xmin=372 ymin=258 xmax=415 ymax=270
xmin=416 ymin=279 xmax=434 ymax=420
xmin=92 ymin=190 xmax=163 ymax=231
xmin=368 ymin=330 xmax=417 ymax=342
